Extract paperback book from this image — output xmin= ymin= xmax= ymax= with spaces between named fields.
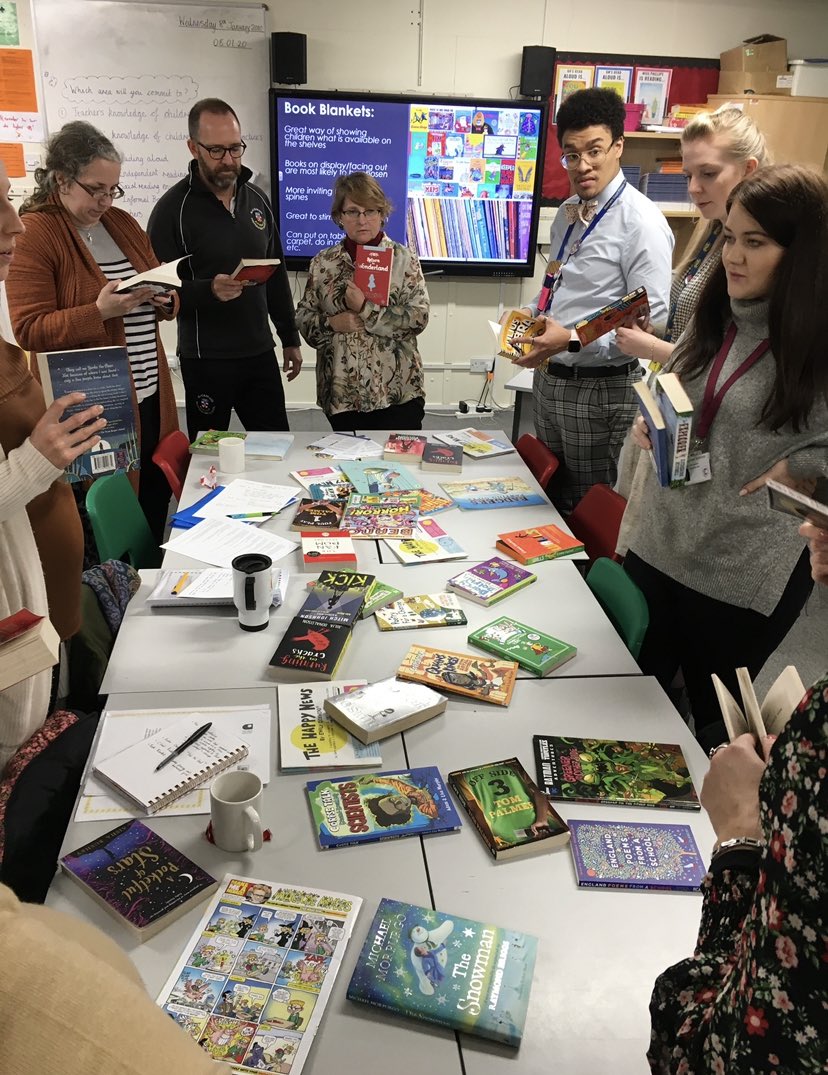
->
xmin=447 ymin=557 xmax=536 ymax=606
xmin=347 ymin=897 xmax=537 ymax=1047
xmin=341 ymin=493 xmax=420 ymax=539
xmin=633 ymin=380 xmax=670 ymax=487
xmin=489 ymin=309 xmax=545 ymax=360
xmin=382 ymin=516 xmax=465 ymax=564
xmin=495 ymin=523 xmax=584 ymax=564
xmin=231 ymin=257 xmax=280 ymax=284
xmin=190 ymin=430 xmax=295 ymax=459
xmin=573 ymin=286 xmax=649 ymax=346
xmin=421 ymin=442 xmax=463 ymax=473
xmin=354 ymin=244 xmax=393 ymax=305
xmin=114 ymin=256 xmax=187 ymax=293
xmin=448 ymin=756 xmax=570 ymax=861
xmin=766 ymin=479 xmax=828 ymax=530
xmin=155 ymin=873 xmax=362 ymax=1074
xmin=305 ymin=766 xmax=461 ymax=849
xmin=434 ymin=428 xmax=515 ymax=459
xmin=533 ymin=736 xmax=701 ymax=810
xmin=361 ymin=578 xmax=404 ymax=617
xmin=397 ymin=644 xmax=518 ymax=706
xmin=712 ymin=665 xmax=806 ymax=741
xmin=301 ymin=532 xmax=357 ymax=569
xmin=323 ymin=677 xmax=447 ymax=744
xmin=568 ymin=819 xmax=706 ymax=892
xmin=415 ymin=488 xmax=454 ymax=514
xmin=468 ymin=617 xmax=577 ymax=677
xmin=60 ymin=819 xmax=218 ymax=940
xmin=268 ymin=619 xmax=353 ymax=682
xmin=655 ymin=372 xmax=693 ymax=486
xmin=374 ymin=593 xmax=468 ymax=631
xmin=277 ymin=681 xmax=382 ymax=771
xmin=307 ymin=478 xmax=357 ymax=501
xmin=290 ymin=499 xmax=345 ymax=532
xmin=0 ymin=609 xmax=60 ymax=691
xmin=440 ymin=476 xmax=545 ymax=511
xmin=383 ymin=433 xmax=427 ymax=463
xmin=339 ymin=460 xmax=420 ymax=495
xmin=299 ymin=570 xmax=376 ymax=629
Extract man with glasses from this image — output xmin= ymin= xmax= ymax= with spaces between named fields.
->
xmin=148 ymin=98 xmax=302 ymax=438
xmin=510 ymin=88 xmax=673 ymax=512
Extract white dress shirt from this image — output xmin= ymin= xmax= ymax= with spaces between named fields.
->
xmin=529 ymin=169 xmax=674 ymax=367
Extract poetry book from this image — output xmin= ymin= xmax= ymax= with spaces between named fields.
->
xmin=354 ymin=244 xmax=393 ymax=305
xmin=568 ymin=819 xmax=706 ymax=892
xmin=397 ymin=644 xmax=518 ymax=706
xmin=348 ymin=897 xmax=537 ymax=1047
xmin=468 ymin=617 xmax=577 ymax=677
xmin=712 ymin=665 xmax=806 ymax=741
xmin=533 ymin=736 xmax=700 ymax=811
xmin=448 ymin=756 xmax=570 ymax=861
xmin=60 ymin=820 xmax=217 ymax=940
xmin=574 ymin=286 xmax=649 ymax=346
xmin=277 ymin=681 xmax=382 ymax=771
xmin=323 ymin=677 xmax=447 ymax=744
xmin=305 ymin=766 xmax=461 ymax=849
xmin=156 ymin=873 xmax=362 ymax=1074
xmin=440 ymin=476 xmax=545 ymax=511
xmin=447 ymin=557 xmax=536 ymax=606
xmin=0 ymin=609 xmax=60 ymax=691
xmin=374 ymin=593 xmax=468 ymax=631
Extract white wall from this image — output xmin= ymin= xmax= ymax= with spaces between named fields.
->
xmin=19 ymin=0 xmax=828 ymax=413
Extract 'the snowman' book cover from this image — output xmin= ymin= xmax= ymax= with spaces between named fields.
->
xmin=347 ymin=897 xmax=537 ymax=1046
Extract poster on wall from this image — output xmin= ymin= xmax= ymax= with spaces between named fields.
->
xmin=594 ymin=66 xmax=634 ymax=102
xmin=553 ymin=64 xmax=595 ymax=121
xmin=633 ymin=68 xmax=673 ymax=126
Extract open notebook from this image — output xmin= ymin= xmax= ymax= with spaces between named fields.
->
xmin=93 ymin=716 xmax=249 ymax=814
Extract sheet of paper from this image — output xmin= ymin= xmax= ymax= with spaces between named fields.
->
xmin=307 ymin=433 xmax=383 ymax=459
xmin=193 ymin=478 xmax=299 ymax=519
xmin=0 ymin=142 xmax=24 ymax=176
xmin=160 ymin=516 xmax=297 ymax=567
xmin=76 ymin=704 xmax=272 ymax=821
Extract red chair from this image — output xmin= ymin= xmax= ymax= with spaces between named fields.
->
xmin=515 ymin=434 xmax=560 ymax=491
xmin=567 ymin=483 xmax=628 ymax=563
xmin=151 ymin=430 xmax=190 ymax=503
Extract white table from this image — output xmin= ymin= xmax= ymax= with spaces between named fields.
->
xmin=504 ymin=367 xmax=534 ymax=442
xmin=405 ymin=676 xmax=716 ymax=1075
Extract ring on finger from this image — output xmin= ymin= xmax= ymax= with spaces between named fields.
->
xmin=708 ymin=743 xmax=729 ymax=759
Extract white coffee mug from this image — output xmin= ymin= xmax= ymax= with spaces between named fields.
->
xmin=210 ymin=770 xmax=263 ymax=853
xmin=218 ymin=435 xmax=245 ymax=474
xmin=232 ymin=552 xmax=273 ymax=631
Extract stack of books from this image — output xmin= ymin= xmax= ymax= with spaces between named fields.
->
xmin=496 ymin=523 xmax=584 ymax=564
xmin=639 ymin=171 xmax=692 ymax=212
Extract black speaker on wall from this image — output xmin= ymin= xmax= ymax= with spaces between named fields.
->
xmin=271 ymin=32 xmax=307 ymax=85
xmin=520 ymin=45 xmax=556 ymax=98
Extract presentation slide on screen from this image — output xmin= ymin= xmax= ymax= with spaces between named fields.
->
xmin=274 ymin=97 xmax=543 ymax=266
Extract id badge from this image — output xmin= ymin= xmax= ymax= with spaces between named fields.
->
xmin=686 ymin=450 xmax=712 ymax=485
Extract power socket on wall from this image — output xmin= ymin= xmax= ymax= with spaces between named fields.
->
xmin=469 ymin=356 xmax=495 ymax=374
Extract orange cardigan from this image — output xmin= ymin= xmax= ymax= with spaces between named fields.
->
xmin=6 ymin=199 xmax=179 ymax=469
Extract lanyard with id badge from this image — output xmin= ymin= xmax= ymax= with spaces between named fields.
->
xmin=686 ymin=322 xmax=770 ymax=485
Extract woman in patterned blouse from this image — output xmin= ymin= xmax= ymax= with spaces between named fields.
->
xmin=296 ymin=172 xmax=429 ymax=430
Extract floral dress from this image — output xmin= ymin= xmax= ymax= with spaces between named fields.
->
xmin=295 ymin=237 xmax=428 ymax=416
xmin=648 ymin=674 xmax=828 ymax=1073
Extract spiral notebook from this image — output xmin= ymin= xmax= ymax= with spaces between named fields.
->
xmin=92 ymin=716 xmax=249 ymax=814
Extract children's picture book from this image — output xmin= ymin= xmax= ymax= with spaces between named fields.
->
xmin=323 ymin=677 xmax=447 ymax=744
xmin=290 ymin=499 xmax=346 ymax=532
xmin=305 ymin=767 xmax=461 ymax=849
xmin=568 ymin=819 xmax=705 ymax=892
xmin=766 ymin=479 xmax=828 ymax=531
xmin=434 ymin=428 xmax=515 ymax=458
xmin=712 ymin=665 xmax=806 ymax=741
xmin=440 ymin=476 xmax=545 ymax=511
xmin=553 ymin=63 xmax=595 ymax=120
xmin=375 ymin=592 xmax=468 ymax=631
xmin=354 ymin=244 xmax=393 ymax=305
xmin=156 ymin=873 xmax=361 ymax=1074
xmin=415 ymin=487 xmax=454 ymax=514
xmin=268 ymin=618 xmax=353 ymax=682
xmin=655 ymin=372 xmax=694 ymax=486
xmin=382 ymin=516 xmax=466 ymax=564
xmin=633 ymin=67 xmax=673 ymax=126
xmin=37 ymin=346 xmax=137 ymax=481
xmin=341 ymin=493 xmax=420 ymax=539
xmin=60 ymin=820 xmax=218 ymax=940
xmin=632 ymin=380 xmax=670 ymax=487
xmin=421 ymin=442 xmax=463 ymax=473
xmin=339 ymin=459 xmax=420 ymax=495
xmin=397 ymin=644 xmax=518 ymax=706
xmin=0 ymin=609 xmax=60 ymax=691
xmin=468 ymin=617 xmax=577 ymax=677
xmin=277 ymin=681 xmax=382 ymax=771
xmin=146 ymin=568 xmax=287 ymax=609
xmin=447 ymin=557 xmax=536 ymax=606
xmin=231 ymin=257 xmax=280 ymax=284
xmin=573 ymin=286 xmax=649 ymax=346
xmin=533 ymin=736 xmax=701 ymax=810
xmin=347 ymin=897 xmax=537 ymax=1047
xmin=495 ymin=523 xmax=584 ymax=564
xmin=300 ymin=570 xmax=376 ymax=628
xmin=594 ymin=65 xmax=634 ymax=101
xmin=301 ymin=532 xmax=357 ymax=569
xmin=383 ymin=433 xmax=427 ymax=463
xmin=488 ymin=309 xmax=546 ymax=360
xmin=448 ymin=756 xmax=570 ymax=861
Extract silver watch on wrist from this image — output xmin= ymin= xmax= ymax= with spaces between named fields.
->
xmin=711 ymin=836 xmax=765 ymax=859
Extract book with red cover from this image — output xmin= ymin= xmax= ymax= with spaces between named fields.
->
xmin=231 ymin=258 xmax=280 ymax=284
xmin=301 ymin=531 xmax=357 ymax=568
xmin=574 ymin=287 xmax=649 ymax=346
xmin=384 ymin=434 xmax=427 ymax=463
xmin=354 ymin=245 xmax=393 ymax=306
xmin=496 ymin=524 xmax=584 ymax=565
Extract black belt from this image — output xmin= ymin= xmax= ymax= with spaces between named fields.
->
xmin=544 ymin=359 xmax=638 ymax=380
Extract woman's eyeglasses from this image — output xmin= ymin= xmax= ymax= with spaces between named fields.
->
xmin=75 ymin=180 xmax=125 ymax=202
xmin=340 ymin=208 xmax=382 ymax=220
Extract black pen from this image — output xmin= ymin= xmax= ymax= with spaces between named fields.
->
xmin=154 ymin=722 xmax=212 ymax=772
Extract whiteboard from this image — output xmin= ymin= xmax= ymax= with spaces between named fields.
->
xmin=34 ymin=0 xmax=269 ymax=226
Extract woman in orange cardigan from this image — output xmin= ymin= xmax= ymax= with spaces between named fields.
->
xmin=6 ymin=121 xmax=179 ymax=543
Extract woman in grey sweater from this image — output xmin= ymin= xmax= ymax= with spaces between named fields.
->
xmin=624 ymin=165 xmax=828 ymax=751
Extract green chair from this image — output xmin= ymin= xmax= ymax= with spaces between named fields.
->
xmin=85 ymin=472 xmax=162 ymax=568
xmin=586 ymin=557 xmax=649 ymax=661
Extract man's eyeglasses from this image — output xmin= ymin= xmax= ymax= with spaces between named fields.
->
xmin=340 ymin=208 xmax=382 ymax=220
xmin=197 ymin=141 xmax=247 ymax=160
xmin=75 ymin=180 xmax=125 ymax=202
xmin=559 ymin=143 xmax=617 ymax=171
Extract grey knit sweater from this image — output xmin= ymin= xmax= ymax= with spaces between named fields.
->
xmin=626 ymin=298 xmax=828 ymax=615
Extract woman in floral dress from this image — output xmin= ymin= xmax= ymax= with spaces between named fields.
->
xmin=296 ymin=171 xmax=429 ymax=431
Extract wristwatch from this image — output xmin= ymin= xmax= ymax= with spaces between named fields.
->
xmin=567 ymin=329 xmax=582 ymax=354
xmin=711 ymin=836 xmax=765 ymax=860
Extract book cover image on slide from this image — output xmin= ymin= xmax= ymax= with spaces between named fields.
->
xmin=37 ymin=346 xmax=138 ymax=482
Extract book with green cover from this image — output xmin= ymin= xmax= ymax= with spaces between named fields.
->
xmin=375 ymin=593 xmax=468 ymax=631
xmin=468 ymin=617 xmax=577 ymax=676
xmin=361 ymin=579 xmax=404 ymax=618
xmin=347 ymin=897 xmax=538 ymax=1047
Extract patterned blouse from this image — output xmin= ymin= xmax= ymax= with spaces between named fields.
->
xmin=296 ymin=237 xmax=429 ymax=416
xmin=648 ymin=674 xmax=828 ymax=1074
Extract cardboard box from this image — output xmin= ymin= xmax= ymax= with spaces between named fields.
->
xmin=717 ymin=69 xmax=790 ymax=96
xmin=720 ymin=37 xmax=787 ymax=73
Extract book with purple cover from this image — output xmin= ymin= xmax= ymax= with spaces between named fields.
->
xmin=568 ymin=819 xmax=705 ymax=892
